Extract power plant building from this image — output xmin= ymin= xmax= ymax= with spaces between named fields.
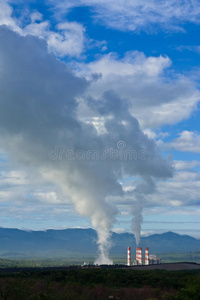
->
xmin=149 ymin=255 xmax=161 ymax=264
xmin=127 ymin=246 xmax=160 ymax=266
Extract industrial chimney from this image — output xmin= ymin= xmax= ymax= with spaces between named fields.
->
xmin=136 ymin=247 xmax=142 ymax=265
xmin=145 ymin=247 xmax=149 ymax=265
xmin=127 ymin=247 xmax=131 ymax=266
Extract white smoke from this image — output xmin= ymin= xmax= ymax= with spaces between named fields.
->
xmin=132 ymin=201 xmax=143 ymax=246
xmin=0 ymin=26 xmax=173 ymax=264
xmin=131 ymin=177 xmax=155 ymax=245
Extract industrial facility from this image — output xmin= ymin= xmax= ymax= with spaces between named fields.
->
xmin=127 ymin=246 xmax=160 ymax=266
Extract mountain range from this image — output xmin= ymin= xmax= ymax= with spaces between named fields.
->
xmin=0 ymin=228 xmax=199 ymax=258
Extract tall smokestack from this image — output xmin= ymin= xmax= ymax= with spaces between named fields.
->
xmin=136 ymin=247 xmax=142 ymax=265
xmin=145 ymin=247 xmax=149 ymax=265
xmin=127 ymin=247 xmax=131 ymax=266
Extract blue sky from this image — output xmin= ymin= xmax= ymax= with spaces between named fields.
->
xmin=0 ymin=0 xmax=199 ymax=243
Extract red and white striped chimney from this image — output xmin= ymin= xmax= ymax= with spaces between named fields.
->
xmin=127 ymin=247 xmax=131 ymax=266
xmin=136 ymin=247 xmax=142 ymax=265
xmin=145 ymin=247 xmax=149 ymax=265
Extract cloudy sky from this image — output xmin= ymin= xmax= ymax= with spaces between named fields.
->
xmin=0 ymin=0 xmax=199 ymax=246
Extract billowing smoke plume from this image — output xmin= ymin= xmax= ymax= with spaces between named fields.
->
xmin=0 ymin=27 xmax=173 ymax=263
xmin=131 ymin=177 xmax=155 ymax=245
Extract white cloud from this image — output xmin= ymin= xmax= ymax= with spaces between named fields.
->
xmin=48 ymin=22 xmax=85 ymax=57
xmin=174 ymin=160 xmax=200 ymax=170
xmin=30 ymin=12 xmax=43 ymax=23
xmin=32 ymin=191 xmax=64 ymax=204
xmin=79 ymin=51 xmax=171 ymax=78
xmin=171 ymin=131 xmax=200 ymax=153
xmin=141 ymin=230 xmax=157 ymax=237
xmin=0 ymin=1 xmax=110 ymax=58
xmin=112 ymin=227 xmax=126 ymax=233
xmin=0 ymin=170 xmax=28 ymax=186
xmin=0 ymin=1 xmax=22 ymax=33
xmin=0 ymin=1 xmax=85 ymax=57
xmin=160 ymin=131 xmax=200 ymax=153
xmin=76 ymin=52 xmax=200 ymax=129
xmin=143 ymin=129 xmax=157 ymax=139
xmin=144 ymin=207 xmax=200 ymax=218
xmin=147 ymin=174 xmax=200 ymax=207
xmin=173 ymin=171 xmax=200 ymax=182
xmin=23 ymin=19 xmax=86 ymax=57
xmin=23 ymin=20 xmax=50 ymax=37
xmin=49 ymin=0 xmax=200 ymax=32
xmin=120 ymin=159 xmax=200 ymax=210
xmin=177 ymin=45 xmax=200 ymax=54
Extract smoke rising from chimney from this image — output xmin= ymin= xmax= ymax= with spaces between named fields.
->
xmin=0 ymin=27 xmax=173 ymax=264
xmin=132 ymin=177 xmax=155 ymax=245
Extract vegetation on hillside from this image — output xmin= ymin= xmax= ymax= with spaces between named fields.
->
xmin=0 ymin=268 xmax=199 ymax=299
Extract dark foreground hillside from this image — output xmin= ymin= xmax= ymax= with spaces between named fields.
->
xmin=0 ymin=267 xmax=200 ymax=300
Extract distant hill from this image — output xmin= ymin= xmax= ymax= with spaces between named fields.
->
xmin=0 ymin=228 xmax=199 ymax=258
xmin=111 ymin=231 xmax=200 ymax=254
